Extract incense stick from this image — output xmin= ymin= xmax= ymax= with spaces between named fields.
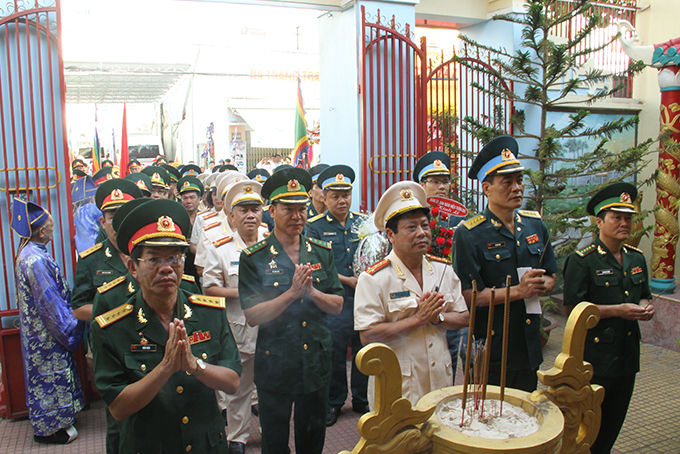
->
xmin=500 ymin=275 xmax=511 ymax=416
xmin=480 ymin=287 xmax=495 ymax=418
xmin=460 ymin=280 xmax=477 ymax=426
xmin=644 ymin=281 xmax=675 ymax=309
xmin=537 ymin=218 xmax=558 ymax=268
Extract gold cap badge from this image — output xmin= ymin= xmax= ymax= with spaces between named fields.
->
xmin=157 ymin=216 xmax=175 ymax=232
xmin=400 ymin=189 xmax=413 ymax=201
xmin=620 ymin=192 xmax=631 ymax=203
xmin=287 ymin=179 xmax=300 ymax=192
xmin=501 ymin=148 xmax=513 ymax=161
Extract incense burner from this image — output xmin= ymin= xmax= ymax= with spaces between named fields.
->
xmin=341 ymin=302 xmax=604 ymax=454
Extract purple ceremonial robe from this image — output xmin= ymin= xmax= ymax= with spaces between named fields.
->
xmin=15 ymin=241 xmax=86 ymax=436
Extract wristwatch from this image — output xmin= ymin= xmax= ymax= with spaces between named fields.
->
xmin=187 ymin=358 xmax=207 ymax=376
xmin=433 ymin=312 xmax=445 ymax=326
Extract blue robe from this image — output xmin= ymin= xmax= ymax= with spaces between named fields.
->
xmin=73 ymin=201 xmax=101 ymax=254
xmin=15 ymin=242 xmax=86 ymax=436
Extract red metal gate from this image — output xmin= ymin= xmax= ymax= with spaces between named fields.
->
xmin=360 ymin=6 xmax=513 ymax=213
xmin=0 ymin=0 xmax=78 ymax=418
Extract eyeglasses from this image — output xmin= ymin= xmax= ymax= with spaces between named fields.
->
xmin=138 ymin=254 xmax=185 ymax=268
xmin=424 ymin=179 xmax=451 ymax=187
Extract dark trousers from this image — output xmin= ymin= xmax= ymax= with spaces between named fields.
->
xmin=258 ymin=384 xmax=329 ymax=454
xmin=590 ymin=374 xmax=636 ymax=454
xmin=105 ymin=406 xmax=120 ymax=454
xmin=487 ymin=368 xmax=538 ymax=393
xmin=327 ymin=298 xmax=368 ymax=408
xmin=446 ymin=328 xmax=467 ymax=382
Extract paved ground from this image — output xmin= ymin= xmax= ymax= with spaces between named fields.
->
xmin=1 ymin=312 xmax=678 ymax=454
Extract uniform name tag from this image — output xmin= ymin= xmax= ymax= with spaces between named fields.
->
xmin=596 ymin=269 xmax=613 ymax=276
xmin=131 ymin=344 xmax=157 ymax=352
xmin=310 ymin=263 xmax=322 ymax=271
xmin=188 ymin=330 xmax=211 ymax=345
xmin=97 ymin=270 xmax=114 ymax=276
xmin=323 ymin=232 xmax=337 ymax=236
xmin=526 ymin=234 xmax=539 ymax=245
xmin=487 ymin=242 xmax=505 ymax=249
xmin=230 ymin=261 xmax=239 ymax=266
xmin=390 ymin=291 xmax=411 ymax=299
xmin=631 ymin=266 xmax=642 ymax=275
xmin=266 ymin=269 xmax=283 ymax=275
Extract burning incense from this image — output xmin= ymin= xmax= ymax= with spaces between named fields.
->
xmin=480 ymin=287 xmax=496 ymax=418
xmin=460 ymin=280 xmax=477 ymax=426
xmin=538 ymin=219 xmax=558 ymax=268
xmin=500 ymin=275 xmax=511 ymax=415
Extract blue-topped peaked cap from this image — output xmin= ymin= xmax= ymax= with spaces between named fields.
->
xmin=181 ymin=164 xmax=202 ymax=177
xmin=318 ymin=164 xmax=354 ymax=191
xmin=587 ymin=182 xmax=638 ymax=216
xmin=413 ymin=151 xmax=451 ymax=182
xmin=262 ymin=167 xmax=312 ymax=204
xmin=373 ymin=181 xmax=429 ymax=232
xmin=469 ymin=135 xmax=525 ymax=181
xmin=247 ymin=168 xmax=270 ymax=183
xmin=72 ymin=175 xmax=97 ymax=204
xmin=11 ymin=197 xmax=49 ymax=238
xmin=308 ymin=163 xmax=330 ymax=185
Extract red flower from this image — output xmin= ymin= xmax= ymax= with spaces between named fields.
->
xmin=429 ymin=220 xmax=437 ymax=229
xmin=439 ymin=227 xmax=447 ymax=236
xmin=446 ymin=238 xmax=453 ymax=247
xmin=447 ymin=229 xmax=454 ymax=238
xmin=442 ymin=248 xmax=451 ymax=256
xmin=431 ymin=207 xmax=439 ymax=217
xmin=436 ymin=237 xmax=446 ymax=246
xmin=441 ymin=213 xmax=448 ymax=221
xmin=428 ymin=247 xmax=433 ymax=254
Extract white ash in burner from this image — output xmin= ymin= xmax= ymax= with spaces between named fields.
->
xmin=437 ymin=398 xmax=540 ymax=439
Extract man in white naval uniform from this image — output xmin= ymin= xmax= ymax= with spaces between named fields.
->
xmin=354 ymin=181 xmax=469 ymax=406
xmin=203 ymin=179 xmax=268 ymax=454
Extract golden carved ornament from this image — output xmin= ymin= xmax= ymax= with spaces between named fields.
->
xmin=660 ymin=103 xmax=680 ymax=135
xmin=656 ymin=170 xmax=680 ymax=198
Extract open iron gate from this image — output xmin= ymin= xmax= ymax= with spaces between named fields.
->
xmin=0 ymin=0 xmax=81 ymax=418
xmin=360 ymin=6 xmax=513 ymax=213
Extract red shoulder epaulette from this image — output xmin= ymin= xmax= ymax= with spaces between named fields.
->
xmin=366 ymin=258 xmax=390 ymax=275
xmin=204 ymin=221 xmax=221 ymax=231
xmin=426 ymin=254 xmax=451 ymax=264
xmin=213 ymin=236 xmax=233 ymax=248
xmin=202 ymin=211 xmax=218 ymax=220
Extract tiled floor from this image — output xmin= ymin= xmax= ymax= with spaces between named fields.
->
xmin=1 ymin=312 xmax=679 ymax=453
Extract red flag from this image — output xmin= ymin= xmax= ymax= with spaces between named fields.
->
xmin=119 ymin=103 xmax=129 ymax=178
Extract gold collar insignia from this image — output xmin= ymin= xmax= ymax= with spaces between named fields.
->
xmin=137 ymin=308 xmax=148 ymax=324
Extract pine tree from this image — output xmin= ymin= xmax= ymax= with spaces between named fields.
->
xmin=455 ymin=0 xmax=656 ymax=256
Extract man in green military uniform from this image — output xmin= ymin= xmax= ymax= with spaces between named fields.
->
xmin=453 ymin=136 xmax=558 ymax=392
xmin=238 ymin=167 xmax=344 ymax=454
xmin=141 ymin=165 xmax=171 ymax=199
xmin=563 ymin=182 xmax=654 ymax=454
xmin=307 ymin=165 xmax=369 ymax=427
xmin=91 ymin=198 xmax=242 ymax=454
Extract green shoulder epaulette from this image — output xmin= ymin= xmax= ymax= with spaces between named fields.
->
xmin=97 ymin=275 xmax=126 ymax=294
xmin=308 ymin=213 xmax=324 ymax=223
xmin=463 ymin=215 xmax=485 ymax=230
xmin=576 ymin=244 xmax=596 ymax=257
xmin=245 ymin=240 xmax=267 ymax=256
xmin=366 ymin=258 xmax=390 ymax=275
xmin=202 ymin=211 xmax=218 ymax=220
xmin=182 ymin=274 xmax=196 ymax=283
xmin=213 ymin=236 xmax=233 ymax=248
xmin=427 ymin=254 xmax=451 ymax=265
xmin=308 ymin=238 xmax=332 ymax=250
xmin=624 ymin=244 xmax=644 ymax=254
xmin=518 ymin=210 xmax=541 ymax=218
xmin=79 ymin=242 xmax=103 ymax=258
xmin=204 ymin=220 xmax=221 ymax=231
xmin=95 ymin=302 xmax=134 ymax=328
xmin=189 ymin=294 xmax=225 ymax=309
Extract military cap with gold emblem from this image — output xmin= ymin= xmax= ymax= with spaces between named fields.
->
xmin=124 ymin=172 xmax=153 ymax=197
xmin=181 ymin=164 xmax=202 ymax=177
xmin=140 ymin=165 xmax=170 ymax=189
xmin=116 ymin=198 xmax=190 ymax=255
xmin=587 ymin=182 xmax=637 ymax=216
xmin=413 ymin=151 xmax=451 ymax=183
xmin=154 ymin=156 xmax=168 ymax=166
xmin=318 ymin=164 xmax=354 ymax=191
xmin=262 ymin=167 xmax=312 ymax=204
xmin=247 ymin=168 xmax=270 ymax=183
xmin=160 ymin=164 xmax=181 ymax=184
xmin=308 ymin=164 xmax=329 ymax=186
xmin=72 ymin=158 xmax=86 ymax=170
xmin=373 ymin=180 xmax=429 ymax=232
xmin=216 ymin=171 xmax=248 ymax=200
xmin=469 ymin=135 xmax=525 ymax=181
xmin=113 ymin=197 xmax=151 ymax=234
xmin=177 ymin=175 xmax=204 ymax=197
xmin=128 ymin=159 xmax=142 ymax=173
xmin=95 ymin=178 xmax=143 ymax=212
xmin=225 ymin=180 xmax=263 ymax=209
xmin=93 ymin=166 xmax=120 ymax=185
xmin=101 ymin=159 xmax=114 ymax=168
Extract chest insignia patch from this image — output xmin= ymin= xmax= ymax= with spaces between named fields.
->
xmin=310 ymin=263 xmax=322 ymax=271
xmin=184 ymin=304 xmax=193 ymax=319
xmin=631 ymin=266 xmax=643 ymax=275
xmin=526 ymin=234 xmax=539 ymax=245
xmin=266 ymin=269 xmax=283 ymax=274
xmin=597 ymin=245 xmax=607 ymax=255
xmin=230 ymin=260 xmax=239 ymax=266
xmin=105 ymin=247 xmax=112 ymax=258
xmin=188 ymin=330 xmax=211 ymax=345
xmin=130 ymin=344 xmax=157 ymax=353
xmin=97 ymin=270 xmax=113 ymax=276
xmin=487 ymin=242 xmax=505 ymax=249
xmin=269 ymin=259 xmax=277 ymax=269
xmin=390 ymin=290 xmax=411 ymax=299
xmin=323 ymin=232 xmax=337 ymax=236
xmin=596 ymin=269 xmax=613 ymax=276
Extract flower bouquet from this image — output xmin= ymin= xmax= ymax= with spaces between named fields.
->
xmin=352 ymin=212 xmax=390 ymax=276
xmin=428 ymin=206 xmax=454 ymax=261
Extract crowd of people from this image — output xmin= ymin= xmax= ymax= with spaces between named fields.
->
xmin=11 ymin=140 xmax=654 ymax=454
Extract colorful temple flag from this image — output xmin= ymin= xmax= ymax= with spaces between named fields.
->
xmin=293 ymin=77 xmax=310 ymax=169
xmin=91 ymin=105 xmax=101 ymax=172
